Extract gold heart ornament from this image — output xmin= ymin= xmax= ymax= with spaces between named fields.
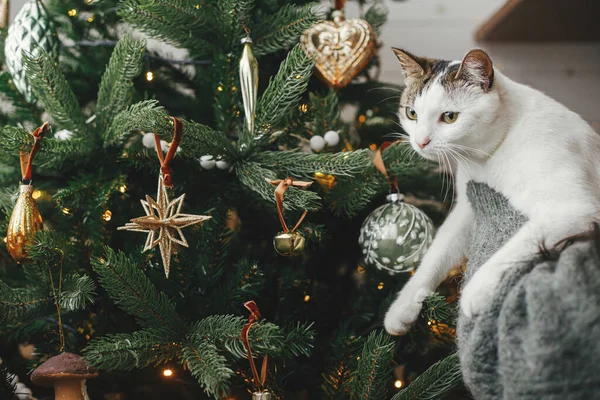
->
xmin=301 ymin=10 xmax=377 ymax=89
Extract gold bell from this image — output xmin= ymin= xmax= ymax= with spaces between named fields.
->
xmin=252 ymin=390 xmax=273 ymax=400
xmin=273 ymin=231 xmax=305 ymax=256
xmin=6 ymin=184 xmax=43 ymax=263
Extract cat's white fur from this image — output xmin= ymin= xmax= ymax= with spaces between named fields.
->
xmin=384 ymin=49 xmax=600 ymax=335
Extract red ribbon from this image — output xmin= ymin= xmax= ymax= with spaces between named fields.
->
xmin=373 ymin=140 xmax=402 ymax=193
xmin=241 ymin=301 xmax=269 ymax=390
xmin=154 ymin=117 xmax=183 ymax=187
xmin=267 ymin=178 xmax=312 ymax=233
xmin=20 ymin=122 xmax=49 ymax=182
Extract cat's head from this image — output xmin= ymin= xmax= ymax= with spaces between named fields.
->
xmin=393 ymin=48 xmax=501 ymax=161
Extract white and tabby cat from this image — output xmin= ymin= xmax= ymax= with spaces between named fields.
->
xmin=384 ymin=48 xmax=600 ymax=335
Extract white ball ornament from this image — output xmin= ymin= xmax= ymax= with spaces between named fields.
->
xmin=323 ymin=130 xmax=340 ymax=147
xmin=310 ymin=135 xmax=326 ymax=152
xmin=54 ymin=129 xmax=74 ymax=141
xmin=200 ymin=155 xmax=216 ymax=170
xmin=141 ymin=133 xmax=156 ymax=149
xmin=216 ymin=159 xmax=230 ymax=170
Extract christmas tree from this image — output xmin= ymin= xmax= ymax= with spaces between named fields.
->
xmin=0 ymin=0 xmax=465 ymax=399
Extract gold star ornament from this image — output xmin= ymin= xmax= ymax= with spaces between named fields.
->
xmin=118 ymin=175 xmax=211 ymax=278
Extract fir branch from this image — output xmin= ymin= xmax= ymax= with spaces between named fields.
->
xmin=0 ymin=364 xmax=17 ymax=399
xmin=22 ymin=49 xmax=86 ymax=135
xmin=321 ymin=332 xmax=363 ymax=400
xmin=60 ymin=274 xmax=96 ymax=312
xmin=91 ymin=247 xmax=186 ymax=338
xmin=182 ymin=340 xmax=233 ymax=399
xmin=0 ymin=281 xmax=49 ymax=324
xmin=0 ymin=72 xmax=37 ymax=123
xmin=423 ymin=294 xmax=457 ymax=327
xmin=118 ymin=0 xmax=214 ymax=54
xmin=235 ymin=0 xmax=255 ymax=27
xmin=391 ymin=353 xmax=462 ymax=400
xmin=255 ymin=45 xmax=314 ymax=134
xmin=350 ymin=330 xmax=394 ymax=400
xmin=327 ymin=172 xmax=384 ymax=218
xmin=363 ymin=4 xmax=388 ymax=37
xmin=84 ymin=329 xmax=181 ymax=370
xmin=253 ymin=3 xmax=322 ymax=56
xmin=188 ymin=315 xmax=314 ymax=359
xmin=255 ymin=149 xmax=371 ymax=179
xmin=96 ymin=33 xmax=146 ymax=132
xmin=235 ymin=161 xmax=322 ymax=211
xmin=309 ymin=90 xmax=341 ymax=133
xmin=104 ymin=100 xmax=168 ymax=146
xmin=0 ymin=125 xmax=88 ymax=167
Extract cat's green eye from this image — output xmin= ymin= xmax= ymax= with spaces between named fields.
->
xmin=442 ymin=111 xmax=459 ymax=124
xmin=405 ymin=107 xmax=418 ymax=121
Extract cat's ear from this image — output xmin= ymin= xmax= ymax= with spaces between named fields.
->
xmin=456 ymin=49 xmax=494 ymax=92
xmin=392 ymin=48 xmax=427 ymax=78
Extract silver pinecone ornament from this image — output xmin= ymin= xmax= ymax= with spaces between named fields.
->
xmin=5 ymin=0 xmax=59 ymax=103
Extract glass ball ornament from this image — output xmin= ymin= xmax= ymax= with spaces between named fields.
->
xmin=273 ymin=231 xmax=305 ymax=256
xmin=358 ymin=193 xmax=434 ymax=274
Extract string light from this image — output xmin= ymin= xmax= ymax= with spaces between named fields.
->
xmin=118 ymin=185 xmax=127 ymax=193
xmin=102 ymin=210 xmax=112 ymax=222
xmin=67 ymin=9 xmax=77 ymax=17
xmin=61 ymin=208 xmax=71 ymax=215
xmin=394 ymin=380 xmax=403 ymax=389
xmin=87 ymin=15 xmax=95 ymax=23
xmin=217 ymin=85 xmax=223 ymax=92
xmin=162 ymin=368 xmax=173 ymax=377
xmin=358 ymin=115 xmax=366 ymax=123
xmin=304 ymin=294 xmax=310 ymax=302
xmin=357 ymin=266 xmax=366 ymax=274
xmin=377 ymin=282 xmax=384 ymax=290
xmin=32 ymin=190 xmax=42 ymax=200
xmin=3 ymin=237 xmax=6 ymax=243
xmin=299 ymin=104 xmax=308 ymax=113
xmin=146 ymin=71 xmax=154 ymax=82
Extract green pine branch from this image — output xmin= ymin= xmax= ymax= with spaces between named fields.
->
xmin=96 ymin=33 xmax=146 ymax=132
xmin=60 ymin=274 xmax=96 ymax=312
xmin=188 ymin=315 xmax=314 ymax=359
xmin=253 ymin=3 xmax=322 ymax=56
xmin=255 ymin=45 xmax=314 ymax=135
xmin=391 ymin=353 xmax=462 ymax=400
xmin=363 ymin=4 xmax=388 ymax=37
xmin=118 ymin=0 xmax=214 ymax=55
xmin=309 ymin=90 xmax=341 ymax=134
xmin=91 ymin=247 xmax=187 ymax=338
xmin=182 ymin=340 xmax=233 ymax=399
xmin=321 ymin=332 xmax=363 ymax=400
xmin=423 ymin=294 xmax=457 ymax=327
xmin=84 ymin=329 xmax=181 ymax=370
xmin=350 ymin=330 xmax=394 ymax=400
xmin=255 ymin=149 xmax=371 ymax=180
xmin=104 ymin=100 xmax=168 ymax=146
xmin=235 ymin=161 xmax=322 ymax=211
xmin=0 ymin=281 xmax=49 ymax=324
xmin=22 ymin=49 xmax=87 ymax=135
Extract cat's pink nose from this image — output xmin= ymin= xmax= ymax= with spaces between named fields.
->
xmin=417 ymin=138 xmax=431 ymax=149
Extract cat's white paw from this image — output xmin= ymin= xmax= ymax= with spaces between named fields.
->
xmin=384 ymin=287 xmax=432 ymax=336
xmin=460 ymin=267 xmax=501 ymax=318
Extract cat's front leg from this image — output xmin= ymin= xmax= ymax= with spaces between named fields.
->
xmin=385 ymin=200 xmax=473 ymax=335
xmin=460 ymin=212 xmax=590 ymax=317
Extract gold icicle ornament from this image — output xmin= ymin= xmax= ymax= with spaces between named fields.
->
xmin=6 ymin=183 xmax=43 ymax=263
xmin=6 ymin=122 xmax=48 ymax=264
xmin=239 ymin=36 xmax=258 ymax=137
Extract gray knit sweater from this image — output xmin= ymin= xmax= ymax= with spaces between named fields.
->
xmin=457 ymin=182 xmax=600 ymax=400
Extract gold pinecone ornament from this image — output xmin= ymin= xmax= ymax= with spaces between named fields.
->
xmin=300 ymin=0 xmax=376 ymax=89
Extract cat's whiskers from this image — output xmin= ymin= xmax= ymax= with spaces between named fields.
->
xmin=449 ymin=143 xmax=491 ymax=158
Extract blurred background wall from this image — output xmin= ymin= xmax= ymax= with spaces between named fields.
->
xmin=8 ymin=0 xmax=600 ymax=124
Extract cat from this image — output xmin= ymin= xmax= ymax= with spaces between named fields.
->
xmin=384 ymin=48 xmax=600 ymax=335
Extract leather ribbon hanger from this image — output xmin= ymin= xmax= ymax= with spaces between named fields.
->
xmin=267 ymin=178 xmax=313 ymax=233
xmin=241 ymin=301 xmax=269 ymax=390
xmin=153 ymin=117 xmax=183 ymax=187
xmin=20 ymin=122 xmax=49 ymax=182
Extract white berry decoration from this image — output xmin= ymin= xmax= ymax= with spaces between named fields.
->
xmin=200 ymin=155 xmax=216 ymax=170
xmin=216 ymin=159 xmax=230 ymax=170
xmin=324 ymin=130 xmax=340 ymax=147
xmin=141 ymin=133 xmax=156 ymax=149
xmin=310 ymin=135 xmax=326 ymax=152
